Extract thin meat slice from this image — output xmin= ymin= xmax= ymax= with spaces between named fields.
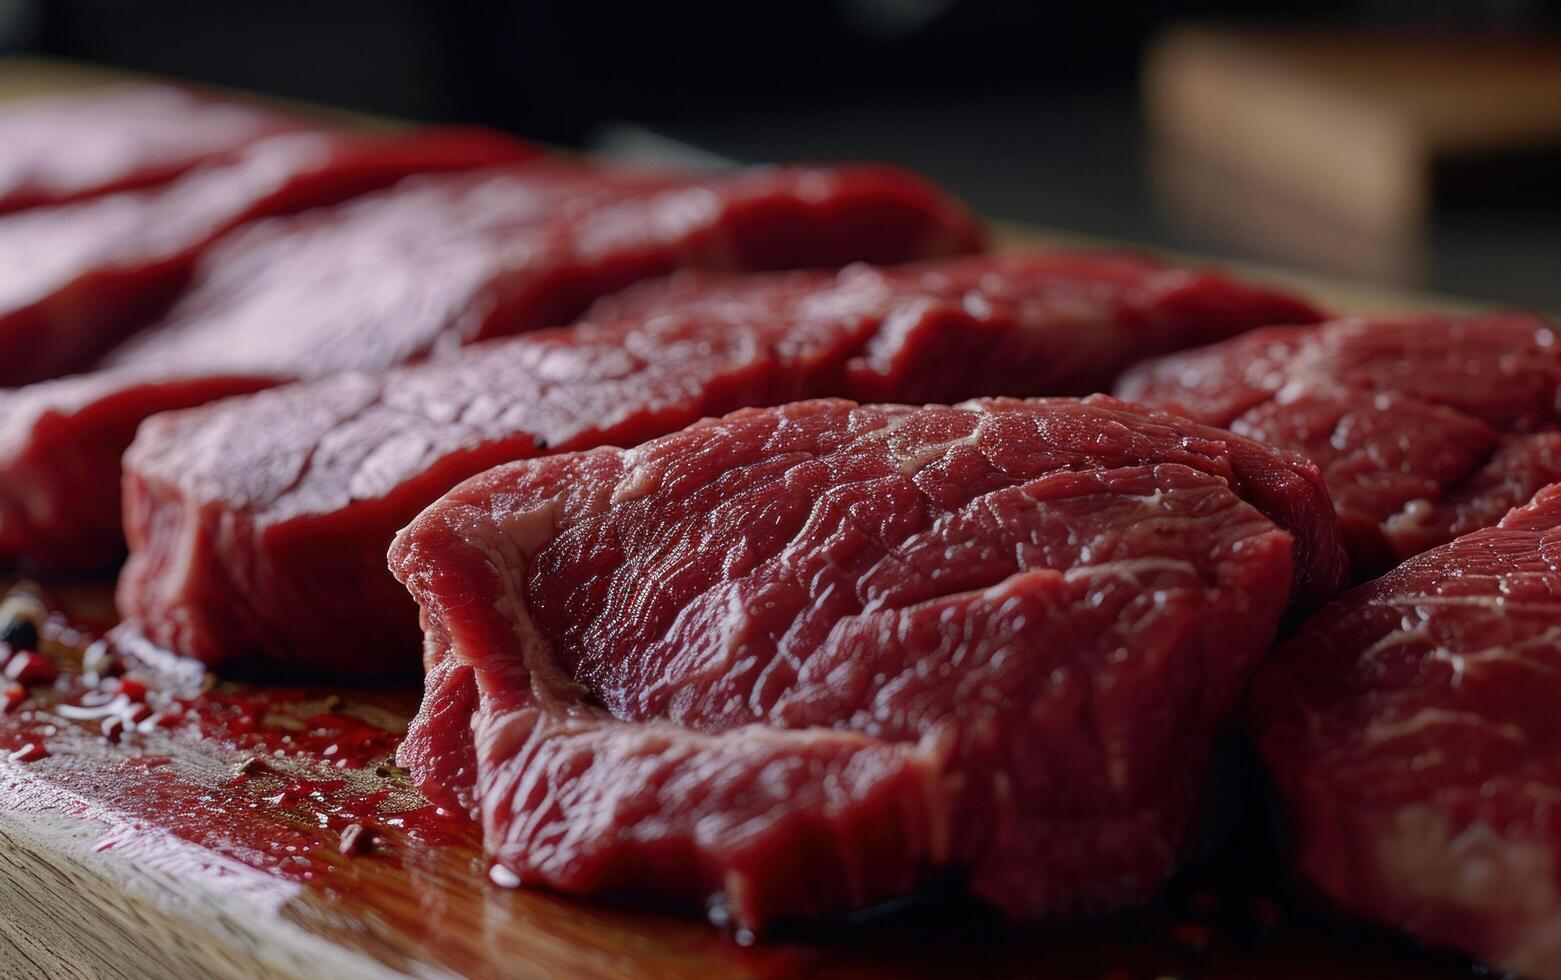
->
xmin=1250 ymin=483 xmax=1561 ymax=980
xmin=98 ymin=162 xmax=988 ymax=375
xmin=1116 ymin=313 xmax=1561 ymax=575
xmin=0 ymin=83 xmax=312 ymax=212
xmin=112 ymin=254 xmax=1327 ymax=673
xmin=5 ymin=163 xmax=985 ymax=571
xmin=387 ymin=397 xmax=1347 ymax=931
xmin=589 ymin=252 xmax=1320 ymax=404
xmin=0 ymin=125 xmax=536 ymax=386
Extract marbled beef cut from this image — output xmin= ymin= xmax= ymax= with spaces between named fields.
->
xmin=112 ymin=254 xmax=1323 ymax=673
xmin=1250 ymin=483 xmax=1561 ymax=980
xmin=0 ymin=83 xmax=310 ymax=213
xmin=0 ymin=125 xmax=535 ymax=386
xmin=4 ymin=163 xmax=985 ymax=571
xmin=1116 ymin=312 xmax=1561 ymax=575
xmin=387 ymin=397 xmax=1347 ymax=931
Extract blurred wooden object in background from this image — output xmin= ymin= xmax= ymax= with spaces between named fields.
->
xmin=1147 ymin=144 xmax=1428 ymax=285
xmin=1145 ymin=27 xmax=1561 ymax=267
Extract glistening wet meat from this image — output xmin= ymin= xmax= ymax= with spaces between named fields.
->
xmin=0 ymin=83 xmax=311 ymax=213
xmin=586 ymin=250 xmax=1320 ymax=405
xmin=387 ymin=397 xmax=1347 ymax=932
xmin=0 ymin=125 xmax=536 ymax=386
xmin=1250 ymin=483 xmax=1561 ymax=980
xmin=111 ymin=254 xmax=1322 ymax=674
xmin=1116 ymin=313 xmax=1561 ymax=575
xmin=1 ymin=163 xmax=984 ymax=571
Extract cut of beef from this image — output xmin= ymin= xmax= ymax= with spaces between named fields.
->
xmin=111 ymin=254 xmax=1326 ymax=672
xmin=0 ymin=83 xmax=310 ymax=213
xmin=1249 ymin=483 xmax=1561 ymax=980
xmin=587 ymin=252 xmax=1320 ymax=404
xmin=386 ymin=397 xmax=1347 ymax=931
xmin=96 ymin=162 xmax=987 ymax=375
xmin=1115 ymin=313 xmax=1561 ymax=575
xmin=0 ymin=126 xmax=536 ymax=386
xmin=4 ymin=164 xmax=985 ymax=571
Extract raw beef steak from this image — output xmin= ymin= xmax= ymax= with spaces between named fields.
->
xmin=388 ymin=397 xmax=1347 ymax=931
xmin=112 ymin=254 xmax=1325 ymax=673
xmin=0 ymin=83 xmax=309 ymax=212
xmin=1250 ymin=483 xmax=1561 ymax=980
xmin=1116 ymin=313 xmax=1561 ymax=574
xmin=96 ymin=162 xmax=987 ymax=374
xmin=3 ymin=163 xmax=985 ymax=570
xmin=587 ymin=252 xmax=1319 ymax=404
xmin=0 ymin=125 xmax=534 ymax=386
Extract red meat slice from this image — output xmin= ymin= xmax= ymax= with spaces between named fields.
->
xmin=0 ymin=83 xmax=311 ymax=212
xmin=1115 ymin=312 xmax=1561 ymax=575
xmin=386 ymin=397 xmax=1346 ymax=932
xmin=1250 ymin=483 xmax=1561 ymax=980
xmin=97 ymin=162 xmax=987 ymax=374
xmin=3 ymin=163 xmax=985 ymax=571
xmin=111 ymin=254 xmax=1327 ymax=673
xmin=0 ymin=125 xmax=536 ymax=386
xmin=589 ymin=251 xmax=1319 ymax=404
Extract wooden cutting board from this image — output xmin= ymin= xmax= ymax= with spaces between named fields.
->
xmin=0 ymin=584 xmax=1470 ymax=980
xmin=0 ymin=57 xmax=1484 ymax=979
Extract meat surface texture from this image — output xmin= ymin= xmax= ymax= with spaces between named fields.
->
xmin=0 ymin=125 xmax=536 ymax=386
xmin=7 ymin=164 xmax=984 ymax=571
xmin=387 ymin=397 xmax=1347 ymax=931
xmin=112 ymin=254 xmax=1326 ymax=673
xmin=586 ymin=251 xmax=1320 ymax=405
xmin=1116 ymin=313 xmax=1561 ymax=575
xmin=1250 ymin=483 xmax=1561 ymax=980
xmin=0 ymin=83 xmax=309 ymax=213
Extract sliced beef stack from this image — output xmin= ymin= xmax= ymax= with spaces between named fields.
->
xmin=588 ymin=253 xmax=1320 ymax=404
xmin=110 ymin=254 xmax=1321 ymax=674
xmin=1 ymin=163 xmax=984 ymax=571
xmin=387 ymin=397 xmax=1347 ymax=931
xmin=0 ymin=124 xmax=537 ymax=386
xmin=1251 ymin=483 xmax=1561 ymax=980
xmin=1117 ymin=313 xmax=1561 ymax=575
xmin=37 ymin=77 xmax=1556 ymax=958
xmin=0 ymin=83 xmax=311 ymax=212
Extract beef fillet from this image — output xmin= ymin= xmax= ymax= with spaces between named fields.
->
xmin=1117 ymin=312 xmax=1561 ymax=576
xmin=3 ymin=163 xmax=983 ymax=571
xmin=1251 ymin=482 xmax=1561 ymax=980
xmin=113 ymin=255 xmax=1322 ymax=673
xmin=388 ymin=397 xmax=1347 ymax=931
xmin=0 ymin=125 xmax=536 ymax=386
xmin=0 ymin=83 xmax=311 ymax=213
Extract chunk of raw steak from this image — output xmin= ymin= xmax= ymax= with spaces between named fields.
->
xmin=586 ymin=251 xmax=1320 ymax=404
xmin=4 ymin=163 xmax=984 ymax=571
xmin=0 ymin=83 xmax=310 ymax=212
xmin=1250 ymin=483 xmax=1561 ymax=980
xmin=112 ymin=254 xmax=1326 ymax=673
xmin=1116 ymin=313 xmax=1561 ymax=575
xmin=387 ymin=397 xmax=1347 ymax=931
xmin=0 ymin=125 xmax=535 ymax=386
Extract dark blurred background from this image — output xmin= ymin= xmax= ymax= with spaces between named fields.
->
xmin=4 ymin=0 xmax=1559 ymax=307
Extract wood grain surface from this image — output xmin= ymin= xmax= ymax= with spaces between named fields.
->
xmin=1145 ymin=28 xmax=1561 ymax=233
xmin=0 ymin=583 xmax=1471 ymax=980
xmin=0 ymin=57 xmax=1492 ymax=979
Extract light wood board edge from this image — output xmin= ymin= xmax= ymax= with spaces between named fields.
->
xmin=0 ymin=807 xmax=415 ymax=980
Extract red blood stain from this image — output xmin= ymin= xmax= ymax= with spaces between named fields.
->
xmin=0 ymin=599 xmax=475 ymax=890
